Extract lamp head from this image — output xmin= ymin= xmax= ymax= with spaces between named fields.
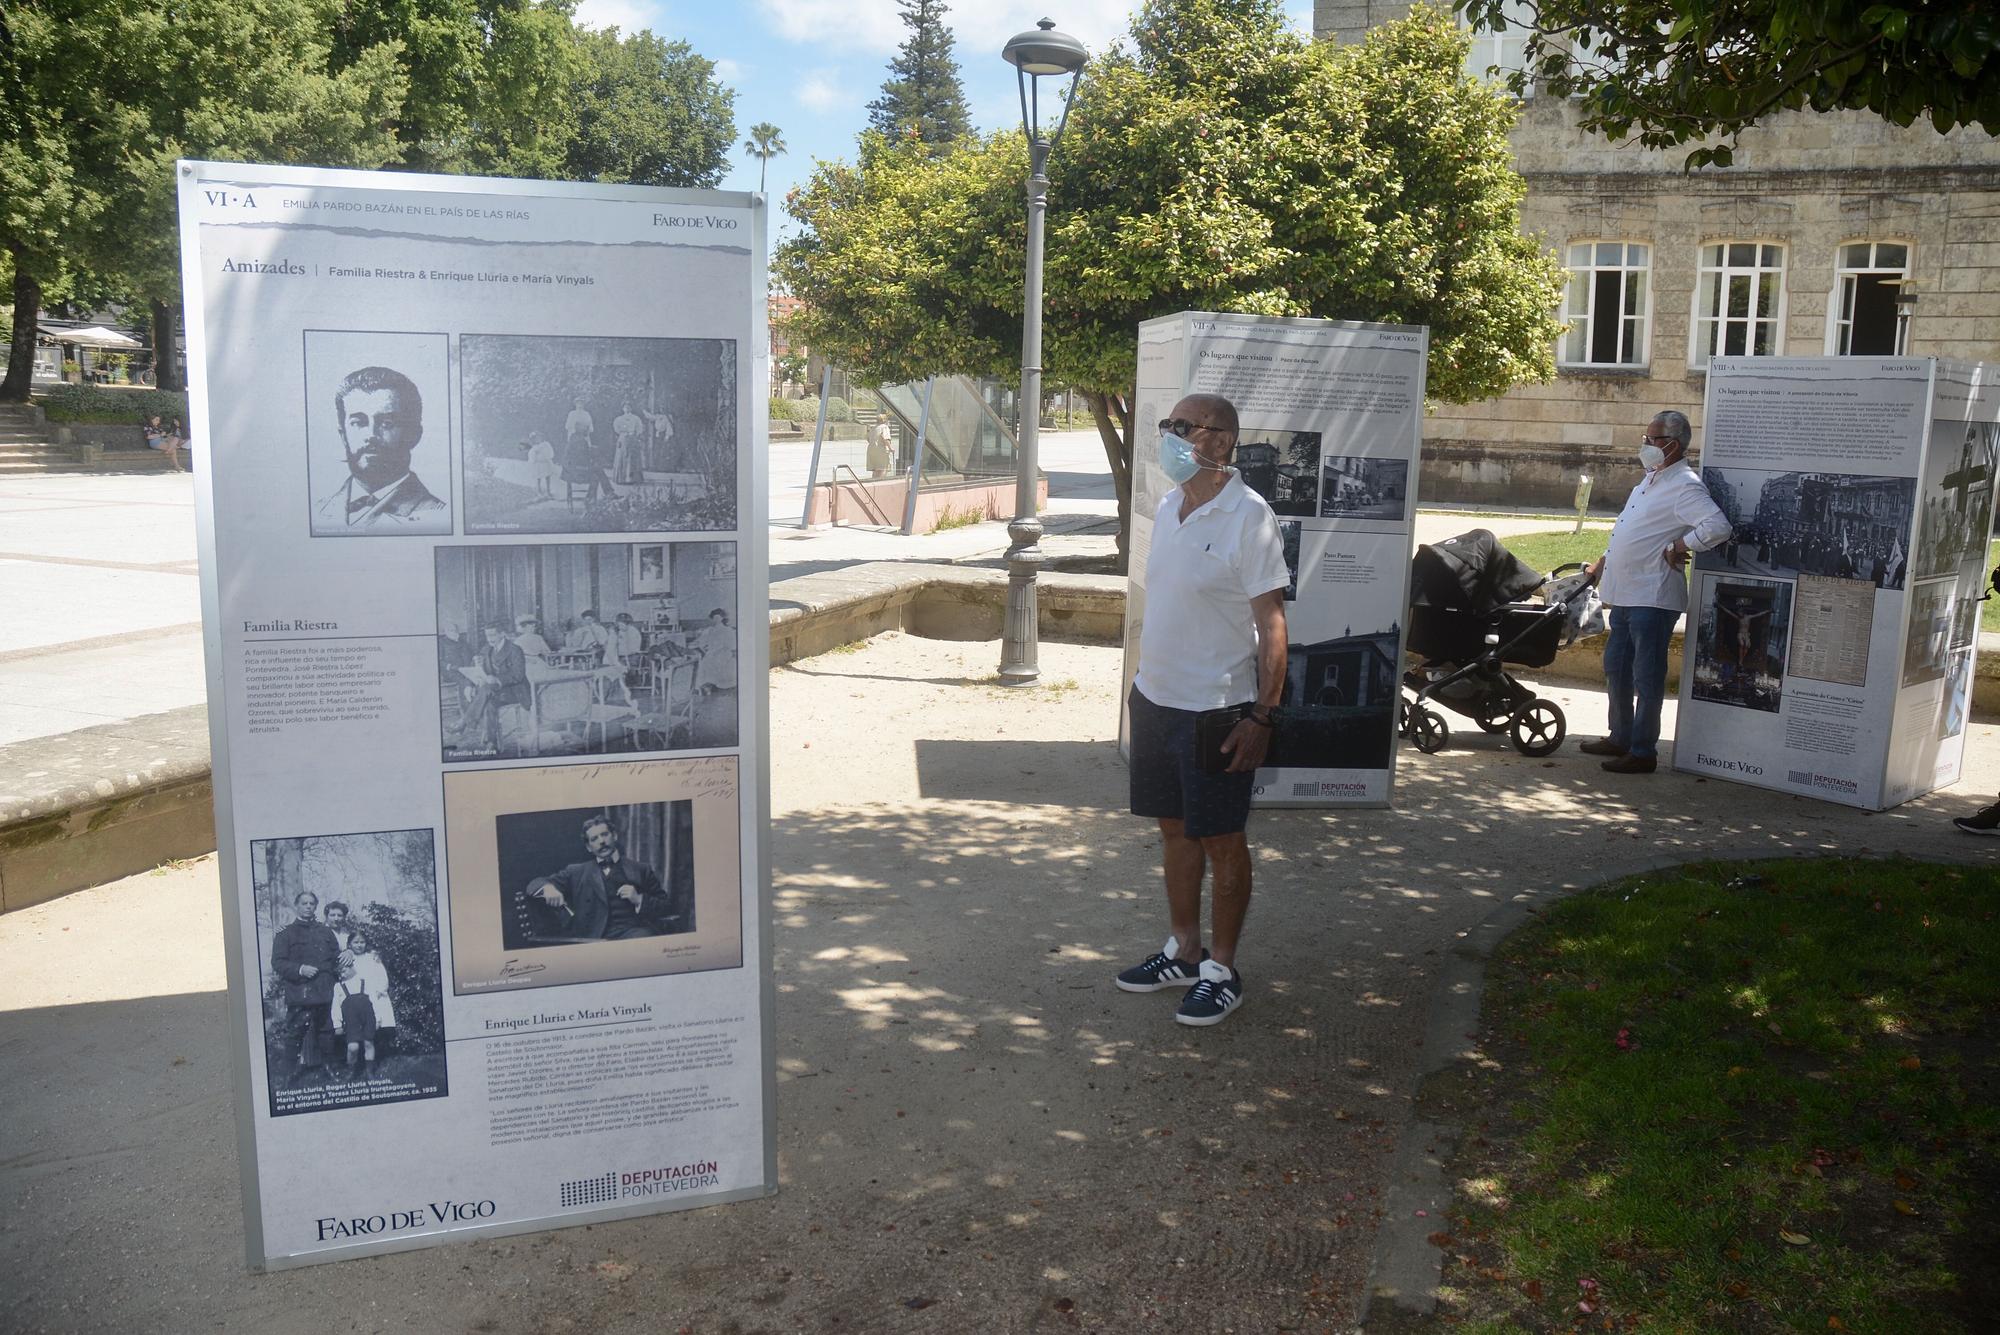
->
xmin=1004 ymin=18 xmax=1087 ymax=77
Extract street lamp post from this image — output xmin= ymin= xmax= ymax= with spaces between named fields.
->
xmin=998 ymin=17 xmax=1087 ymax=687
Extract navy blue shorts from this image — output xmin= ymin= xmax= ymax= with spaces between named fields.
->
xmin=1128 ymin=685 xmax=1255 ymax=839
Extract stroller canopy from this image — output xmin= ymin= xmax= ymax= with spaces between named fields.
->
xmin=1410 ymin=529 xmax=1544 ymax=614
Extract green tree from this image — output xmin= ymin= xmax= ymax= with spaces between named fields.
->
xmin=78 ymin=0 xmax=405 ymax=394
xmin=327 ymin=0 xmax=579 ymax=177
xmin=1457 ymin=0 xmax=2000 ymax=168
xmin=564 ymin=26 xmax=735 ymax=187
xmin=866 ymin=0 xmax=972 ymax=148
xmin=744 ymin=122 xmax=787 ymax=192
xmin=0 ymin=2 xmax=118 ymax=399
xmin=780 ymin=0 xmax=1565 ymax=564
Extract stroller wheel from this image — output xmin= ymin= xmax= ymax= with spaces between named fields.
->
xmin=1510 ymin=699 xmax=1566 ymax=757
xmin=1410 ymin=707 xmax=1449 ymax=754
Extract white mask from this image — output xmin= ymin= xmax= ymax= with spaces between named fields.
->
xmin=1639 ymin=442 xmax=1667 ymax=472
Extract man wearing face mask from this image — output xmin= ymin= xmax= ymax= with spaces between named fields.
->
xmin=1115 ymin=393 xmax=1289 ymax=1028
xmin=1579 ymin=410 xmax=1732 ymax=774
xmin=312 ymin=365 xmax=448 ymax=534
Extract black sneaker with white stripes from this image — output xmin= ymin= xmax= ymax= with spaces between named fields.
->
xmin=1115 ymin=935 xmax=1207 ymax=992
xmin=1174 ymin=959 xmax=1244 ymax=1027
xmin=1953 ymin=801 xmax=2000 ymax=835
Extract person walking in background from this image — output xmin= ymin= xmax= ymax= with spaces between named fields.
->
xmin=1579 ymin=410 xmax=1732 ymax=775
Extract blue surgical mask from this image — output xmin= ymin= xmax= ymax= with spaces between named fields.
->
xmin=1159 ymin=431 xmax=1223 ymax=486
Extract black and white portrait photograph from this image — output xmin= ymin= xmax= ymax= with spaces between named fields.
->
xmin=1233 ymin=430 xmax=1322 ymax=516
xmin=459 ymin=333 xmax=737 ymax=535
xmin=1697 ymin=466 xmax=1913 ymax=589
xmin=1318 ymin=456 xmax=1410 ymax=521
xmin=496 ymin=804 xmax=695 ymax=951
xmin=303 ymin=330 xmax=451 ymax=537
xmin=434 ymin=540 xmax=739 ymax=762
xmin=251 ymin=828 xmax=448 ymax=1118
xmin=1914 ymin=420 xmax=1999 ymax=580
xmin=1278 ymin=520 xmax=1303 ymax=601
xmin=1903 ymin=576 xmax=1956 ymax=687
xmin=1691 ymin=576 xmax=1793 ymax=713
xmin=444 ymin=758 xmax=744 ymax=994
xmin=1267 ymin=623 xmax=1401 ymax=770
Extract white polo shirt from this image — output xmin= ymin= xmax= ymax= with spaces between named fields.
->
xmin=1598 ymin=459 xmax=1733 ymax=613
xmin=1135 ymin=472 xmax=1290 ymax=711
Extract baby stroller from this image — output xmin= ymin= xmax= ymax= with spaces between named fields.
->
xmin=1399 ymin=529 xmax=1592 ymax=758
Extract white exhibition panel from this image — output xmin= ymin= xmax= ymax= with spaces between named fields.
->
xmin=1121 ymin=313 xmax=1428 ymax=807
xmin=1673 ymin=356 xmax=1998 ymax=809
xmin=178 ymin=162 xmax=774 ymax=1268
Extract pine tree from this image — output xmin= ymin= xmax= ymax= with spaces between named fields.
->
xmin=865 ymin=0 xmax=970 ymax=149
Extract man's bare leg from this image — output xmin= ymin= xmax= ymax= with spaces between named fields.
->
xmin=1201 ymin=832 xmax=1252 ymax=969
xmin=1159 ymin=817 xmax=1205 ymax=960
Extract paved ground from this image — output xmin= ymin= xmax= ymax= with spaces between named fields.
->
xmin=3 ymin=629 xmax=1996 ymax=1334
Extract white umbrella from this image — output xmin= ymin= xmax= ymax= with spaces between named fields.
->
xmin=48 ymin=325 xmax=143 ymax=349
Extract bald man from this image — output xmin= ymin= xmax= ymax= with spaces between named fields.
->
xmin=1115 ymin=392 xmax=1289 ymax=1028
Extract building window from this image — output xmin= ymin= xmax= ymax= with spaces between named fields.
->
xmin=1831 ymin=241 xmax=1909 ymax=355
xmin=1465 ymin=0 xmax=1535 ymax=96
xmin=1692 ymin=242 xmax=1785 ymax=364
xmin=1561 ymin=241 xmax=1650 ymax=367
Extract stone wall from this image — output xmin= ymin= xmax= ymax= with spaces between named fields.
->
xmin=1312 ymin=3 xmax=2000 ymax=504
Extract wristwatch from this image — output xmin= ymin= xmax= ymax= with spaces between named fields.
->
xmin=1246 ymin=707 xmax=1277 ymax=728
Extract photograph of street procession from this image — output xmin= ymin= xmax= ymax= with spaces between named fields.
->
xmin=1697 ymin=466 xmax=1914 ymax=589
xmin=459 ymin=333 xmax=738 ymax=535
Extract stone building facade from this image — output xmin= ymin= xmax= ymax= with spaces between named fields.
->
xmin=1314 ymin=2 xmax=2000 ymax=511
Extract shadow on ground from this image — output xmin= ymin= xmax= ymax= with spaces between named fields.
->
xmin=0 ymin=637 xmax=1985 ymax=1334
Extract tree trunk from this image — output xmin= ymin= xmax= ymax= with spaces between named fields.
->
xmin=1083 ymin=388 xmax=1133 ymax=574
xmin=0 ymin=249 xmax=41 ymax=404
xmin=150 ymin=298 xmax=185 ymax=392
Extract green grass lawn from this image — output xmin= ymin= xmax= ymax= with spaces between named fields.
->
xmin=1420 ymin=858 xmax=2000 ymax=1333
xmin=1491 ymin=529 xmax=1610 ymax=581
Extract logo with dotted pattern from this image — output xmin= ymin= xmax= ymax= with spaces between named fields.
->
xmin=559 ymin=1171 xmax=617 ymax=1208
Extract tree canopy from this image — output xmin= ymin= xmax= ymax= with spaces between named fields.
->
xmin=0 ymin=0 xmax=738 ymax=400
xmin=564 ymin=26 xmax=736 ymax=187
xmin=865 ymin=0 xmax=972 ymax=148
xmin=1457 ymin=0 xmax=2000 ymax=168
xmin=778 ymin=0 xmax=1566 ymax=558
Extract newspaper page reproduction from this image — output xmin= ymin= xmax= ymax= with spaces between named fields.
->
xmin=178 ymin=161 xmax=773 ymax=1268
xmin=1119 ymin=313 xmax=1427 ymax=807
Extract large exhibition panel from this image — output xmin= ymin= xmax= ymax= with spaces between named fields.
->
xmin=1120 ymin=312 xmax=1428 ymax=807
xmin=1675 ymin=356 xmax=1998 ymax=809
xmin=178 ymin=161 xmax=774 ymax=1267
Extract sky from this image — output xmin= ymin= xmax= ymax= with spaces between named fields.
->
xmin=571 ymin=0 xmax=1318 ymax=232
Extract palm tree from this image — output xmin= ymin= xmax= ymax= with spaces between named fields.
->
xmin=744 ymin=123 xmax=787 ymax=194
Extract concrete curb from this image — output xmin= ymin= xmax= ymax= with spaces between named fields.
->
xmin=0 ymin=704 xmax=216 ymax=912
xmin=0 ymin=565 xmax=1130 ymax=912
